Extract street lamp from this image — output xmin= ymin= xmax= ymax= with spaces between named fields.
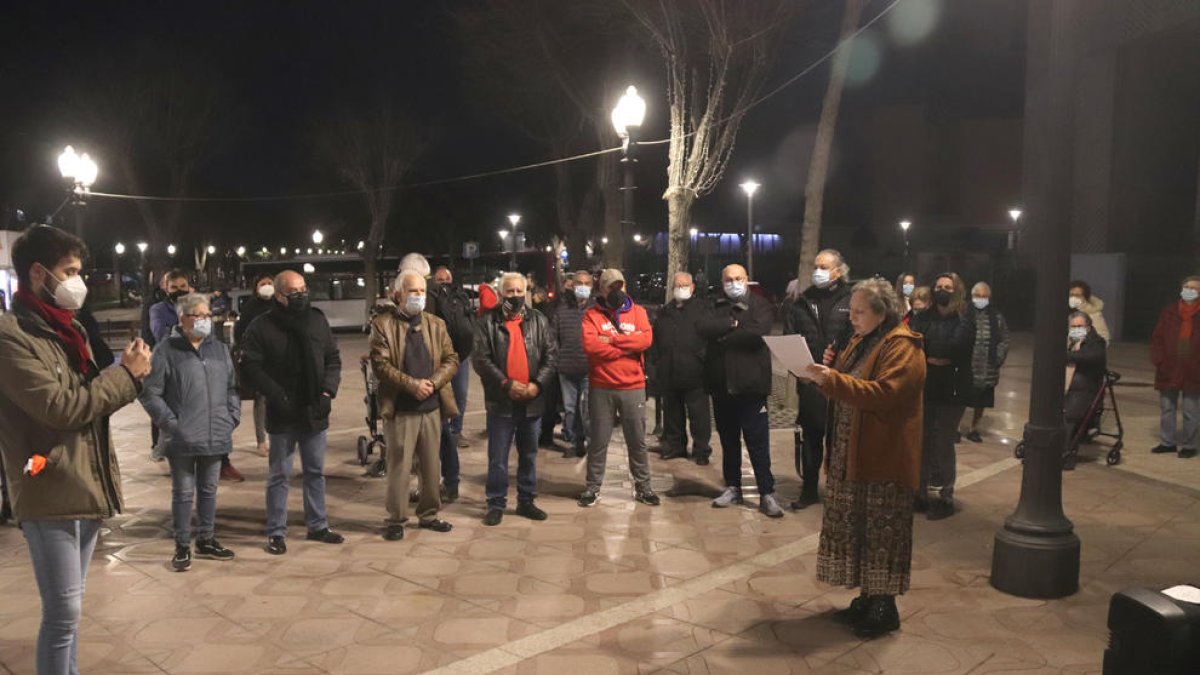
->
xmin=505 ymin=214 xmax=521 ymax=270
xmin=899 ymin=220 xmax=912 ymax=269
xmin=236 ymin=246 xmax=246 ymax=257
xmin=612 ymin=85 xmax=646 ymax=265
xmin=167 ymin=244 xmax=177 ymax=256
xmin=312 ymin=229 xmax=324 ymax=245
xmin=206 ymin=245 xmax=216 ymax=255
xmin=1008 ymin=209 xmax=1023 ymax=223
xmin=1007 ymin=209 xmax=1022 ymax=250
xmin=633 ymin=233 xmax=642 ymax=243
xmin=740 ymin=180 xmax=760 ymax=277
xmin=58 ymin=146 xmax=99 ymax=239
xmin=113 ymin=243 xmax=125 ymax=306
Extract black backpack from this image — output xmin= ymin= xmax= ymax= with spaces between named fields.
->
xmin=432 ymin=285 xmax=475 ymax=358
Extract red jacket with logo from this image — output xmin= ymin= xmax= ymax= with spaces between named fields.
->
xmin=581 ymin=301 xmax=653 ymax=390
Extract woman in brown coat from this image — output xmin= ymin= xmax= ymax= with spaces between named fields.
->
xmin=805 ymin=277 xmax=927 ymax=639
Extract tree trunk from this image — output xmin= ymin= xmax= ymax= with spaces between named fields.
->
xmin=665 ymin=188 xmax=695 ymax=303
xmin=797 ymin=0 xmax=866 ymax=288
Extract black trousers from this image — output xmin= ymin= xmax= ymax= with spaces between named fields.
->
xmin=539 ymin=373 xmax=563 ymax=442
xmin=661 ymin=386 xmax=713 ymax=457
xmin=714 ymin=393 xmax=774 ymax=494
xmin=794 ymin=381 xmax=828 ymax=487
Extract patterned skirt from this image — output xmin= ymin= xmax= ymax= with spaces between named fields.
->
xmin=816 ymin=401 xmax=915 ymax=596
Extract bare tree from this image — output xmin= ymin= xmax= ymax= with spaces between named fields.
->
xmin=797 ymin=0 xmax=866 ymax=289
xmin=316 ymin=103 xmax=423 ymax=319
xmin=622 ymin=0 xmax=797 ymax=296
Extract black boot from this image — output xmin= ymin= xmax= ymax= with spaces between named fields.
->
xmin=831 ymin=594 xmax=869 ymax=625
xmin=853 ymin=595 xmax=900 ymax=639
xmin=790 ymin=482 xmax=820 ymax=510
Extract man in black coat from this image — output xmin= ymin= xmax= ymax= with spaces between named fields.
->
xmin=651 ymin=272 xmax=712 ymax=464
xmin=241 ymin=270 xmax=343 ymax=555
xmin=698 ymin=264 xmax=783 ymax=518
xmin=428 ymin=266 xmax=476 ymax=501
xmin=783 ymin=249 xmax=853 ymax=510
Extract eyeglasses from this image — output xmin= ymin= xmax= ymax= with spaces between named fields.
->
xmin=186 ymin=313 xmax=212 ymax=319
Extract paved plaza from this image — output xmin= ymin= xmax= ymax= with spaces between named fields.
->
xmin=1 ymin=333 xmax=1198 ymax=674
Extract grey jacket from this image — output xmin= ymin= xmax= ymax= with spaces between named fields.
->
xmin=139 ymin=329 xmax=240 ymax=457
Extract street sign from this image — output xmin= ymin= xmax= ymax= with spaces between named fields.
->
xmin=462 ymin=241 xmax=479 ymax=259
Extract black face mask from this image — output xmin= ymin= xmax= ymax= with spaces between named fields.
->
xmin=503 ymin=295 xmax=525 ymax=314
xmin=168 ymin=289 xmax=188 ymax=302
xmin=286 ymin=291 xmax=310 ymax=314
xmin=933 ymin=290 xmax=952 ymax=307
xmin=605 ymin=289 xmax=626 ymax=309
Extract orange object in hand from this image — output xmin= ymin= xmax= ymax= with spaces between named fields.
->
xmin=24 ymin=454 xmax=47 ymax=477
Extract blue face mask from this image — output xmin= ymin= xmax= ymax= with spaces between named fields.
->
xmin=972 ymin=298 xmax=989 ymax=310
xmin=724 ymin=281 xmax=746 ymax=298
xmin=190 ymin=318 xmax=212 ymax=339
xmin=404 ymin=294 xmax=426 ymax=315
xmin=902 ymin=284 xmax=914 ymax=297
xmin=1068 ymin=326 xmax=1088 ymax=342
xmin=1182 ymin=288 xmax=1199 ymax=303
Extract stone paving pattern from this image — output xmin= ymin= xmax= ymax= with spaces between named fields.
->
xmin=1 ymin=334 xmax=1197 ymax=674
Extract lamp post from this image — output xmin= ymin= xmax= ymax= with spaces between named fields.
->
xmin=507 ymin=213 xmax=520 ymax=270
xmin=612 ymin=86 xmax=646 ymax=268
xmin=113 ymin=243 xmax=125 ymax=306
xmin=1007 ymin=209 xmax=1023 ymax=250
xmin=58 ymin=146 xmax=99 ymax=239
xmin=739 ymin=180 xmax=760 ymax=278
xmin=136 ymin=242 xmax=148 ymax=299
xmin=312 ymin=229 xmax=324 ymax=246
xmin=899 ymin=220 xmax=912 ymax=270
xmin=990 ymin=0 xmax=1080 ymax=600
xmin=498 ymin=229 xmax=509 ymax=259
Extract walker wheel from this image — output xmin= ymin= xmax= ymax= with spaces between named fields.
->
xmin=1014 ymin=442 xmax=1026 ymax=460
xmin=1106 ymin=442 xmax=1122 ymax=466
xmin=357 ymin=436 xmax=370 ymax=466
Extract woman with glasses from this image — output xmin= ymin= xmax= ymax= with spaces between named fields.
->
xmin=140 ymin=293 xmax=241 ymax=571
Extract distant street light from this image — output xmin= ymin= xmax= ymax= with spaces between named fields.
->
xmin=633 ymin=233 xmax=643 ymax=243
xmin=1007 ymin=209 xmax=1023 ymax=250
xmin=900 ymin=220 xmax=912 ymax=269
xmin=505 ymin=214 xmax=521 ymax=270
xmin=58 ymin=145 xmax=99 ymax=239
xmin=167 ymin=244 xmax=177 ymax=256
xmin=112 ymin=243 xmax=124 ymax=306
xmin=114 ymin=243 xmax=126 ymax=255
xmin=612 ymin=86 xmax=646 ymax=264
xmin=280 ymin=247 xmax=287 ymax=255
xmin=206 ymin=245 xmax=216 ymax=255
xmin=356 ymin=240 xmax=365 ymax=251
xmin=312 ymin=229 xmax=324 ymax=245
xmin=236 ymin=246 xmax=247 ymax=257
xmin=136 ymin=242 xmax=148 ymax=253
xmin=740 ymin=180 xmax=760 ymax=278
xmin=601 ymin=236 xmax=609 ymax=245
xmin=1008 ymin=209 xmax=1023 ymax=223
xmin=689 ymin=227 xmax=699 ymax=237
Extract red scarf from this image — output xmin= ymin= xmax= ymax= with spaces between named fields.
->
xmin=504 ymin=315 xmax=530 ymax=385
xmin=1179 ymin=299 xmax=1200 ymax=354
xmin=15 ymin=289 xmax=93 ymax=375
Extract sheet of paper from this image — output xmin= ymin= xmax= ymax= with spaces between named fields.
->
xmin=763 ymin=335 xmax=815 ymax=379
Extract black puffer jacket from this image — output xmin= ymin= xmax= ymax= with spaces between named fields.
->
xmin=240 ymin=305 xmax=342 ymax=433
xmin=910 ymin=308 xmax=973 ymax=405
xmin=697 ymin=292 xmax=774 ymax=397
xmin=651 ymin=296 xmax=708 ymax=390
xmin=427 ymin=283 xmax=476 ymax=359
xmin=234 ymin=295 xmax=274 ymax=347
xmin=551 ymin=297 xmax=591 ymax=376
xmin=784 ymin=279 xmax=853 ymax=355
xmin=473 ymin=307 xmax=559 ymax=417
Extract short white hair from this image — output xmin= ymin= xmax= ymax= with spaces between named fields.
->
xmin=673 ymin=271 xmax=694 ymax=286
xmin=817 ymin=249 xmax=850 ymax=278
xmin=175 ymin=293 xmax=210 ymax=318
xmin=500 ymin=272 xmax=527 ymax=291
xmin=393 ymin=271 xmax=426 ymax=293
xmin=398 ymin=253 xmax=430 ymax=277
xmin=972 ymin=281 xmax=992 ymax=295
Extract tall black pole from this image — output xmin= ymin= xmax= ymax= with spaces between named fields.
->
xmin=990 ymin=0 xmax=1080 ymax=599
xmin=620 ymin=133 xmax=638 ymax=262
xmin=73 ymin=191 xmax=86 ymax=240
xmin=746 ymin=194 xmax=755 ymax=278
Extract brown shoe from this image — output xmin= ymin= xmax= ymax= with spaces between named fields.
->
xmin=220 ymin=462 xmax=245 ymax=482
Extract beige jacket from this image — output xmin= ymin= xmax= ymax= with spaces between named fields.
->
xmin=0 ymin=305 xmax=139 ymax=522
xmin=368 ymin=309 xmax=459 ymax=420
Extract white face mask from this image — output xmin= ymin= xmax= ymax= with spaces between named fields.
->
xmin=902 ymin=283 xmax=914 ymax=297
xmin=1067 ymin=296 xmax=1083 ymax=310
xmin=257 ymin=284 xmax=275 ymax=300
xmin=673 ymin=287 xmax=693 ymax=302
xmin=574 ymin=285 xmax=592 ymax=300
xmin=724 ymin=281 xmax=746 ymax=298
xmin=190 ymin=318 xmax=212 ymax=339
xmin=1182 ymin=288 xmax=1199 ymax=303
xmin=972 ymin=298 xmax=989 ymax=310
xmin=1068 ymin=326 xmax=1088 ymax=342
xmin=812 ymin=268 xmax=832 ymax=288
xmin=40 ymin=264 xmax=88 ymax=311
xmin=404 ymin=294 xmax=426 ymax=315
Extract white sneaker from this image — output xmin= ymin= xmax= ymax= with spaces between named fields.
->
xmin=712 ymin=487 xmax=743 ymax=508
xmin=759 ymin=493 xmax=784 ymax=518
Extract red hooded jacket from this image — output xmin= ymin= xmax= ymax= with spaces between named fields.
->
xmin=581 ymin=300 xmax=653 ymax=390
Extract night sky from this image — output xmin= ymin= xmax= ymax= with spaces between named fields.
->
xmin=0 ymin=0 xmax=1025 ymax=266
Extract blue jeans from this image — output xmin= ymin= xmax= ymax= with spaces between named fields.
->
xmin=22 ymin=519 xmax=101 ymax=675
xmin=713 ymin=393 xmax=775 ymax=495
xmin=266 ymin=430 xmax=329 ymax=537
xmin=1160 ymin=390 xmax=1200 ymax=449
xmin=440 ymin=360 xmax=471 ymax=489
xmin=559 ymin=373 xmax=589 ymax=443
xmin=168 ymin=455 xmax=222 ymax=546
xmin=485 ymin=412 xmax=541 ymax=509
